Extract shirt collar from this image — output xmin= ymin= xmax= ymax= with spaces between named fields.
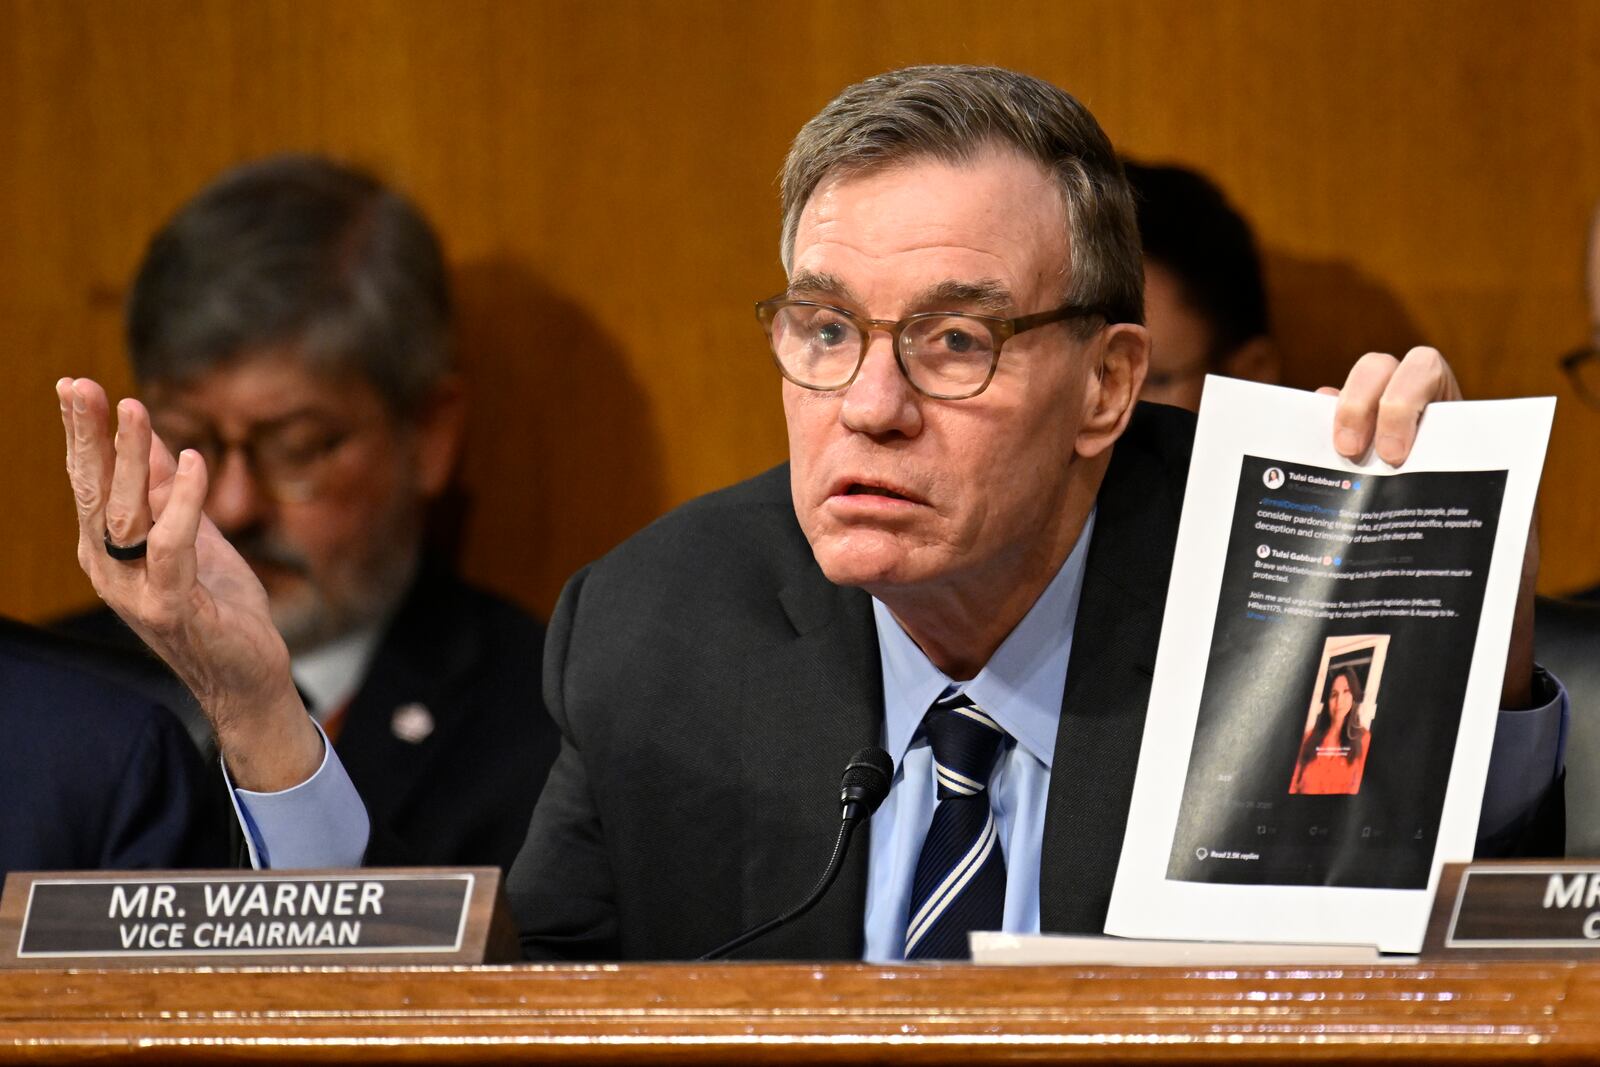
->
xmin=874 ymin=508 xmax=1096 ymax=770
xmin=292 ymin=622 xmax=385 ymax=720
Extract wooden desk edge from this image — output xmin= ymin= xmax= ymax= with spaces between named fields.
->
xmin=3 ymin=960 xmax=1599 ymax=1063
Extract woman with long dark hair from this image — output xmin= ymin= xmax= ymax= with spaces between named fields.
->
xmin=1288 ymin=665 xmax=1371 ymax=795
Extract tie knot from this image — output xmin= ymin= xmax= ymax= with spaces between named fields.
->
xmin=924 ymin=691 xmax=1006 ymax=799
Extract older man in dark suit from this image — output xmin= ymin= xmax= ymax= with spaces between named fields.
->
xmin=53 ymin=156 xmax=557 ymax=873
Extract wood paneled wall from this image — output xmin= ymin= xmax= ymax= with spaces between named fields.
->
xmin=4 ymin=0 xmax=1598 ymax=622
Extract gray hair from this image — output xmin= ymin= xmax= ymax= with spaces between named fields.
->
xmin=780 ymin=65 xmax=1143 ymax=327
xmin=127 ymin=154 xmax=451 ymax=416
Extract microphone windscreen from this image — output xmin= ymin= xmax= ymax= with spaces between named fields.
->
xmin=840 ymin=746 xmax=894 ymax=815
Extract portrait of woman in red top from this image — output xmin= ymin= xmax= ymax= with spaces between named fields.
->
xmin=1288 ymin=664 xmax=1371 ymax=795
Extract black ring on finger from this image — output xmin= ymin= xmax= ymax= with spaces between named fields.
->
xmin=103 ymin=530 xmax=149 ymax=562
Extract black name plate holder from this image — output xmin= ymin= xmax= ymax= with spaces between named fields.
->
xmin=0 ymin=867 xmax=518 ymax=968
xmin=1422 ymin=860 xmax=1600 ymax=958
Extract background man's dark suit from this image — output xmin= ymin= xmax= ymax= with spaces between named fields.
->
xmin=56 ymin=563 xmax=559 ymax=872
xmin=0 ymin=619 xmax=226 ymax=878
xmin=509 ymin=403 xmax=1194 ymax=960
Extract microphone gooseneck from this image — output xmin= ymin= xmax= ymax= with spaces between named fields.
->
xmin=699 ymin=746 xmax=893 ymax=961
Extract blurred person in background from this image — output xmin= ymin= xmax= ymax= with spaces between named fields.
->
xmin=1559 ymin=201 xmax=1600 ymax=600
xmin=54 ymin=155 xmax=558 ymax=872
xmin=1538 ymin=199 xmax=1600 ymax=856
xmin=1123 ymin=161 xmax=1280 ymax=410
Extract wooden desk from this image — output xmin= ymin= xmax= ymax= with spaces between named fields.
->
xmin=3 ymin=961 xmax=1600 ymax=1063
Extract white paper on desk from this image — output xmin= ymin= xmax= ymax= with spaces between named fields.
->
xmin=969 ymin=932 xmax=1386 ymax=967
xmin=1105 ymin=377 xmax=1554 ymax=953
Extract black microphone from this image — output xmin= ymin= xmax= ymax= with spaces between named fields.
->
xmin=699 ymin=746 xmax=893 ymax=961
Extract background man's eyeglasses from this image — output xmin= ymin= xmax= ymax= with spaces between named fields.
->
xmin=756 ymin=297 xmax=1111 ymax=400
xmin=150 ymin=419 xmax=360 ymax=504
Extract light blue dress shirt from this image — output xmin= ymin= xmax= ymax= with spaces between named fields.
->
xmin=225 ymin=718 xmax=369 ymax=869
xmin=862 ymin=512 xmax=1093 ymax=962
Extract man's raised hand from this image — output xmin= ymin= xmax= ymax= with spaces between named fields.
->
xmin=57 ymin=377 xmax=323 ymax=790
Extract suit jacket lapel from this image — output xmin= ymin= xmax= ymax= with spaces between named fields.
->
xmin=732 ymin=562 xmax=880 ymax=960
xmin=335 ymin=566 xmax=479 ymax=829
xmin=1040 ymin=411 xmax=1188 ymax=934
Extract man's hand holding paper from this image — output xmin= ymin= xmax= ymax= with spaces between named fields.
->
xmin=1323 ymin=345 xmax=1538 ymax=711
xmin=1106 ymin=355 xmax=1556 ymax=951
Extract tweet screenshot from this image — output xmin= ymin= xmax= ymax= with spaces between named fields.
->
xmin=1164 ymin=455 xmax=1507 ymax=890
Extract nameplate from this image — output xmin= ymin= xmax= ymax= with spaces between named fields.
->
xmin=0 ymin=867 xmax=518 ymax=968
xmin=1422 ymin=861 xmax=1600 ymax=958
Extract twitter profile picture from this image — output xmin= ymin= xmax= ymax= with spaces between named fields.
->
xmin=1263 ymin=467 xmax=1285 ymax=489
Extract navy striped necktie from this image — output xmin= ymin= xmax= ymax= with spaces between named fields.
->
xmin=904 ymin=689 xmax=1008 ymax=960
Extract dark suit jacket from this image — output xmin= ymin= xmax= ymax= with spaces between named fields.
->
xmin=510 ymin=401 xmax=1565 ymax=960
xmin=1534 ymin=596 xmax=1600 ymax=855
xmin=54 ymin=562 xmax=560 ymax=872
xmin=0 ymin=618 xmax=225 ymax=878
xmin=509 ymin=402 xmax=1195 ymax=960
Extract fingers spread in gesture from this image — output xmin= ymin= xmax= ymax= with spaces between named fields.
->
xmin=56 ymin=377 xmax=322 ymax=791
